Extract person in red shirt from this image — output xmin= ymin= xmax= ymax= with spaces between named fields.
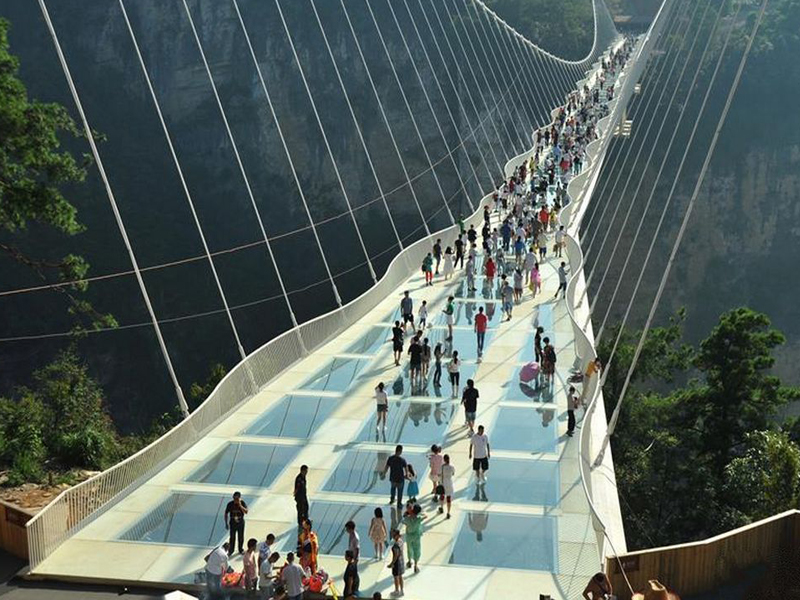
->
xmin=475 ymin=306 xmax=488 ymax=360
xmin=484 ymin=257 xmax=496 ymax=289
xmin=539 ymin=206 xmax=549 ymax=228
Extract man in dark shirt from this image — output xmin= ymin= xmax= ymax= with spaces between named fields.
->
xmin=467 ymin=224 xmax=477 ymax=245
xmin=461 ymin=379 xmax=479 ymax=435
xmin=294 ymin=465 xmax=309 ymax=527
xmin=454 ymin=235 xmax=465 ymax=269
xmin=408 ymin=337 xmax=423 ymax=386
xmin=391 ymin=321 xmax=404 ymax=366
xmin=224 ymin=491 xmax=248 ymax=555
xmin=383 ymin=445 xmax=408 ymax=508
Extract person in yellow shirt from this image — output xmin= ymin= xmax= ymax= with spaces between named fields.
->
xmin=581 ymin=358 xmax=603 ymax=406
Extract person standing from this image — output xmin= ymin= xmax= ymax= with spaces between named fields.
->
xmin=524 ymin=246 xmax=537 ymax=284
xmin=422 ymin=253 xmax=433 ymax=286
xmin=447 ymin=351 xmax=461 ymax=398
xmin=421 ymin=338 xmax=431 ymax=380
xmin=384 ymin=445 xmax=409 ymax=509
xmin=299 ymin=518 xmax=319 ymax=574
xmin=541 ymin=337 xmax=556 ymax=386
xmin=392 ymin=321 xmax=404 ymax=367
xmin=418 ymin=300 xmax=428 ymax=329
xmin=343 ymin=550 xmax=360 ymax=599
xmin=554 ymin=262 xmax=569 ymax=300
xmin=513 ymin=268 xmax=523 ymax=303
xmin=439 ymin=454 xmax=455 ymax=519
xmin=345 ymin=520 xmax=360 ymax=563
xmin=257 ymin=532 xmax=275 ymax=570
xmin=427 ymin=444 xmax=443 ymax=499
xmin=500 ymin=278 xmax=514 ymax=321
xmin=469 ymin=425 xmax=490 ymax=483
xmin=280 ymin=552 xmax=305 ymax=600
xmin=580 ymin=358 xmax=603 ymax=406
xmin=369 ymin=507 xmax=387 ymax=560
xmin=224 ymin=492 xmax=248 ymax=555
xmin=259 ymin=551 xmax=280 ymax=599
xmin=537 ymin=230 xmax=548 ymax=261
xmin=466 ymin=254 xmax=476 ymax=291
xmin=204 ymin=542 xmax=229 ymax=598
xmin=433 ymin=238 xmax=443 ymax=274
xmin=375 ymin=382 xmax=389 ymax=431
xmin=500 ymin=219 xmax=512 ymax=251
xmin=400 ymin=291 xmax=414 ymax=332
xmin=534 ymin=326 xmax=544 ymax=364
xmin=387 ymin=529 xmax=405 ymax=597
xmin=555 ymin=225 xmax=565 ymax=258
xmin=461 ymin=379 xmax=479 ymax=435
xmin=243 ymin=538 xmax=258 ymax=591
xmin=294 ymin=466 xmax=309 ymax=527
xmin=408 ymin=337 xmax=423 ymax=387
xmin=467 ymin=224 xmax=477 ymax=246
xmin=474 ymin=306 xmax=488 ymax=360
xmin=484 ymin=256 xmax=496 ymax=289
xmin=566 ymin=385 xmax=580 ymax=437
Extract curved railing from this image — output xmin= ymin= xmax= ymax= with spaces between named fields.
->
xmin=25 ymin=190 xmax=492 ymax=569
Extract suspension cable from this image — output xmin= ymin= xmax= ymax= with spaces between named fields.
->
xmin=384 ymin=0 xmax=475 ymax=212
xmin=594 ymin=0 xmax=722 ymax=341
xmin=596 ymin=0 xmax=764 ymax=464
xmin=37 ymin=0 xmax=189 ymax=417
xmin=304 ymin=0 xmax=403 ymax=250
xmin=362 ymin=0 xmax=456 ymax=225
xmin=118 ymin=0 xmax=249 ymax=362
xmin=273 ymin=0 xmax=377 ymax=286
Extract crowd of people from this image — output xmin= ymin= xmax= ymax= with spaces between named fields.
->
xmin=201 ymin=37 xmax=634 ymax=600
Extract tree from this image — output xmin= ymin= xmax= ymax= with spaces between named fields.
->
xmin=724 ymin=430 xmax=800 ymax=524
xmin=0 ymin=18 xmax=114 ymax=331
xmin=685 ymin=308 xmax=800 ymax=468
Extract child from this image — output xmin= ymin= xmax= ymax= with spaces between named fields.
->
xmin=418 ymin=300 xmax=428 ymax=329
xmin=243 ymin=538 xmax=258 ymax=591
xmin=368 ymin=507 xmax=387 ymax=560
xmin=406 ymin=464 xmax=419 ymax=503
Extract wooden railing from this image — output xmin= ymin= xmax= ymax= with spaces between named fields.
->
xmin=605 ymin=510 xmax=800 ymax=599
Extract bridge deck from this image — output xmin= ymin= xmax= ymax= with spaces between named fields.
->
xmin=32 ymin=242 xmax=600 ymax=599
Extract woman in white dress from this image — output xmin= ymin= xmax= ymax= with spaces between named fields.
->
xmin=438 ymin=454 xmax=455 ymax=519
xmin=443 ymin=247 xmax=454 ymax=280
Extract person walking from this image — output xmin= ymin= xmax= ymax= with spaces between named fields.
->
xmin=554 ymin=261 xmax=569 ymax=300
xmin=369 ymin=507 xmax=387 ymax=560
xmin=474 ymin=306 xmax=488 ymax=360
xmin=427 ymin=444 xmax=443 ymax=499
xmin=537 ymin=230 xmax=548 ymax=261
xmin=555 ymin=225 xmax=565 ymax=258
xmin=204 ymin=542 xmax=229 ymax=598
xmin=500 ymin=278 xmax=514 ymax=321
xmin=466 ymin=254 xmax=476 ymax=291
xmin=433 ymin=342 xmax=443 ymax=386
xmin=406 ymin=463 xmax=419 ymax=503
xmin=484 ymin=256 xmax=496 ymax=289
xmin=461 ymin=379 xmax=479 ymax=435
xmin=513 ymin=268 xmax=523 ymax=303
xmin=384 ymin=445 xmax=409 ymax=509
xmin=454 ymin=234 xmax=465 ymax=269
xmin=224 ymin=492 xmax=248 ymax=555
xmin=433 ymin=238 xmax=442 ymax=274
xmin=500 ymin=219 xmax=512 ymax=251
xmin=392 ymin=321 xmax=404 ymax=367
xmin=343 ymin=550 xmax=360 ymax=599
xmin=407 ymin=337 xmax=423 ymax=388
xmin=421 ymin=338 xmax=431 ymax=380
xmin=375 ymin=382 xmax=389 ymax=430
xmin=447 ymin=351 xmax=461 ymax=398
xmin=438 ymin=454 xmax=455 ymax=519
xmin=443 ymin=247 xmax=454 ymax=280
xmin=345 ymin=520 xmax=361 ymax=563
xmin=418 ymin=300 xmax=428 ymax=330
xmin=422 ymin=253 xmax=433 ymax=286
xmin=514 ymin=236 xmax=525 ymax=268
xmin=387 ymin=529 xmax=405 ymax=597
xmin=566 ymin=385 xmax=580 ymax=437
xmin=294 ymin=466 xmax=309 ymax=527
xmin=400 ymin=291 xmax=414 ymax=332
xmin=534 ymin=326 xmax=544 ymax=364
xmin=443 ymin=296 xmax=455 ymax=341
xmin=469 ymin=425 xmax=490 ymax=483
xmin=402 ymin=504 xmax=424 ymax=574
xmin=530 ymin=262 xmax=542 ymax=297
xmin=524 ymin=246 xmax=537 ymax=284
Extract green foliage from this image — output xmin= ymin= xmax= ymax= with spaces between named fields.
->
xmin=0 ymin=18 xmax=114 ymax=332
xmin=188 ymin=362 xmax=227 ymax=410
xmin=724 ymin=430 xmax=800 ymax=524
xmin=607 ymin=307 xmax=800 ymax=549
xmin=0 ymin=392 xmax=46 ymax=485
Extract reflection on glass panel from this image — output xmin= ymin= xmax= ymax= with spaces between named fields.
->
xmin=356 ymin=400 xmax=456 ymax=446
xmin=517 ymin=304 xmax=555 ymax=363
xmin=119 ymin=492 xmax=229 ymax=547
xmin=186 ymin=443 xmax=299 ymax=488
xmin=503 ymin=370 xmax=556 ymax=404
xmin=322 ymin=449 xmax=425 ymax=496
xmin=243 ymin=395 xmax=338 ymax=439
xmin=309 ymin=501 xmax=405 ymax=559
xmin=457 ymin=458 xmax=559 ymax=506
xmin=345 ymin=326 xmax=390 ymax=355
xmin=449 ymin=512 xmax=557 ymax=571
xmin=385 ymin=360 xmax=477 ymax=399
xmin=299 ymin=357 xmax=370 ymax=393
xmin=491 ymin=406 xmax=558 ymax=454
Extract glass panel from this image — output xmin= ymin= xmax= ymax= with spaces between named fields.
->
xmin=457 ymin=458 xmax=559 ymax=506
xmin=383 ymin=360 xmax=477 ymax=398
xmin=308 ymin=501 xmax=407 ymax=559
xmin=345 ymin=326 xmax=390 ymax=355
xmin=298 ymin=357 xmax=370 ymax=393
xmin=119 ymin=492 xmax=229 ymax=547
xmin=432 ymin=301 xmax=502 ymax=328
xmin=243 ymin=395 xmax=339 ymax=439
xmin=186 ymin=442 xmax=299 ymax=488
xmin=503 ymin=370 xmax=557 ymax=404
xmin=356 ymin=400 xmax=457 ymax=446
xmin=490 ymin=407 xmax=559 ymax=454
xmin=449 ymin=512 xmax=557 ymax=571
xmin=322 ymin=449 xmax=426 ymax=495
xmin=517 ymin=304 xmax=555 ymax=363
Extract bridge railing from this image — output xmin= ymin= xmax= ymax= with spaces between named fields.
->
xmin=26 ymin=195 xmax=490 ymax=570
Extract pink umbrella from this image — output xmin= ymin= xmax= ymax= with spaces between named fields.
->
xmin=519 ymin=361 xmax=540 ymax=383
